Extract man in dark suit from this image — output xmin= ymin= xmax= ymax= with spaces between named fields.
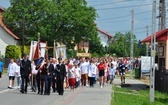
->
xmin=44 ymin=59 xmax=54 ymax=95
xmin=56 ymin=58 xmax=66 ymax=95
xmin=20 ymin=54 xmax=31 ymax=94
xmin=52 ymin=58 xmax=57 ymax=93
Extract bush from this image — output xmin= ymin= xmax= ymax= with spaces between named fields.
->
xmin=18 ymin=45 xmax=30 ymax=56
xmin=67 ymin=49 xmax=77 ymax=58
xmin=5 ymin=45 xmax=21 ymax=59
xmin=92 ymin=52 xmax=100 ymax=58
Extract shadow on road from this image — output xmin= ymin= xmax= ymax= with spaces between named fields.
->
xmin=120 ymin=84 xmax=148 ymax=91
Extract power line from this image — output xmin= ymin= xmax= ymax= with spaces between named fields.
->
xmin=106 ymin=21 xmax=168 ymax=34
xmin=135 ymin=0 xmax=145 ymax=12
xmin=90 ymin=0 xmax=134 ymax=7
xmin=96 ymin=3 xmax=152 ymax=10
xmin=97 ymin=10 xmax=152 ymax=21
xmin=98 ymin=18 xmax=152 ymax=23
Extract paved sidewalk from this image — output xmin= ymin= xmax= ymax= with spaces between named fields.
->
xmin=59 ymin=83 xmax=112 ymax=105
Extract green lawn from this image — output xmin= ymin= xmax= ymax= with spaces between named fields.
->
xmin=111 ymin=86 xmax=168 ymax=105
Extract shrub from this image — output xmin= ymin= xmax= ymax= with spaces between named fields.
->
xmin=5 ymin=45 xmax=21 ymax=59
xmin=92 ymin=52 xmax=100 ymax=58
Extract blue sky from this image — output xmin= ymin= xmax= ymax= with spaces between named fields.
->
xmin=0 ymin=0 xmax=167 ymax=40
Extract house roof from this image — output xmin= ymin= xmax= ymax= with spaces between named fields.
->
xmin=141 ymin=28 xmax=168 ymax=42
xmin=97 ymin=28 xmax=113 ymax=38
xmin=0 ymin=22 xmax=20 ymax=40
xmin=0 ymin=6 xmax=6 ymax=12
xmin=0 ymin=7 xmax=20 ymax=40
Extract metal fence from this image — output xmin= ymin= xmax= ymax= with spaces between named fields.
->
xmin=0 ymin=58 xmax=10 ymax=68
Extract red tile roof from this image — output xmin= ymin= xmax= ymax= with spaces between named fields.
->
xmin=0 ymin=6 xmax=6 ymax=12
xmin=0 ymin=7 xmax=20 ymax=40
xmin=97 ymin=28 xmax=113 ymax=38
xmin=141 ymin=28 xmax=168 ymax=42
xmin=0 ymin=22 xmax=20 ymax=40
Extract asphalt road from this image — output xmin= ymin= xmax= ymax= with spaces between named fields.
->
xmin=0 ymin=74 xmax=112 ymax=105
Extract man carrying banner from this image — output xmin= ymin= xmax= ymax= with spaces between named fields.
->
xmin=44 ymin=58 xmax=54 ymax=95
xmin=36 ymin=58 xmax=46 ymax=95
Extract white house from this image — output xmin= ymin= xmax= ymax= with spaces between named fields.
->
xmin=97 ymin=28 xmax=113 ymax=47
xmin=0 ymin=7 xmax=20 ymax=56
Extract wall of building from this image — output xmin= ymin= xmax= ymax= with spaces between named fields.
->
xmin=98 ymin=31 xmax=109 ymax=47
xmin=0 ymin=26 xmax=18 ymax=56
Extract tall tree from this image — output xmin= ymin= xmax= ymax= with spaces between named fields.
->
xmin=109 ymin=32 xmax=141 ymax=57
xmin=3 ymin=0 xmax=97 ymax=49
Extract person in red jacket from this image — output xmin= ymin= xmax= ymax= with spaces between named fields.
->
xmin=98 ymin=59 xmax=105 ymax=88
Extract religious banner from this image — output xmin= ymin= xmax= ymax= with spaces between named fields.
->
xmin=84 ymin=47 xmax=89 ymax=53
xmin=76 ymin=53 xmax=91 ymax=57
xmin=56 ymin=43 xmax=67 ymax=60
xmin=29 ymin=41 xmax=46 ymax=61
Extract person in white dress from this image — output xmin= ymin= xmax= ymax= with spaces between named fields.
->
xmin=79 ymin=57 xmax=89 ymax=87
xmin=7 ymin=59 xmax=17 ymax=89
xmin=73 ymin=61 xmax=81 ymax=88
xmin=111 ymin=58 xmax=118 ymax=75
xmin=15 ymin=60 xmax=22 ymax=89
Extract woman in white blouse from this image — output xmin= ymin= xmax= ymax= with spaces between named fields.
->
xmin=68 ymin=65 xmax=76 ymax=91
xmin=88 ymin=59 xmax=97 ymax=87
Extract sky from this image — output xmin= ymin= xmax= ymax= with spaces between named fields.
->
xmin=0 ymin=0 xmax=167 ymax=40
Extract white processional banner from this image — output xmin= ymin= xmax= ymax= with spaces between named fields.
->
xmin=29 ymin=41 xmax=46 ymax=61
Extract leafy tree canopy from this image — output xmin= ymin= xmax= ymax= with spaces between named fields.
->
xmin=3 ymin=0 xmax=98 ymax=49
xmin=109 ymin=32 xmax=146 ymax=57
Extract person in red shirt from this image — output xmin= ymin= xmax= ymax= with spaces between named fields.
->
xmin=98 ymin=59 xmax=105 ymax=88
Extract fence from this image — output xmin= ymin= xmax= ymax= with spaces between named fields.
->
xmin=155 ymin=66 xmax=168 ymax=93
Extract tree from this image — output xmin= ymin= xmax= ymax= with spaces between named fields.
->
xmin=3 ymin=0 xmax=97 ymax=50
xmin=109 ymin=32 xmax=141 ymax=57
xmin=109 ymin=32 xmax=127 ymax=57
xmin=89 ymin=33 xmax=105 ymax=56
xmin=138 ymin=40 xmax=146 ymax=56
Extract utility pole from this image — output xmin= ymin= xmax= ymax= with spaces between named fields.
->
xmin=150 ymin=0 xmax=156 ymax=102
xmin=158 ymin=0 xmax=166 ymax=30
xmin=160 ymin=0 xmax=166 ymax=30
xmin=130 ymin=9 xmax=134 ymax=79
xmin=146 ymin=25 xmax=149 ymax=56
xmin=22 ymin=15 xmax=25 ymax=56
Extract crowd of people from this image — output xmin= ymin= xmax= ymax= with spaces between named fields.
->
xmin=0 ymin=55 xmax=141 ymax=96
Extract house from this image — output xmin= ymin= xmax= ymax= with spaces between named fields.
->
xmin=74 ymin=28 xmax=113 ymax=57
xmin=141 ymin=28 xmax=168 ymax=93
xmin=74 ymin=28 xmax=113 ymax=52
xmin=0 ymin=7 xmax=20 ymax=56
xmin=97 ymin=28 xmax=113 ymax=47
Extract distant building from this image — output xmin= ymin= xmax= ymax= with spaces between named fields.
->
xmin=0 ymin=7 xmax=20 ymax=56
xmin=74 ymin=28 xmax=113 ymax=54
xmin=97 ymin=28 xmax=113 ymax=47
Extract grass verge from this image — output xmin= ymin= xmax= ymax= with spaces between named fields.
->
xmin=111 ymin=86 xmax=168 ymax=105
